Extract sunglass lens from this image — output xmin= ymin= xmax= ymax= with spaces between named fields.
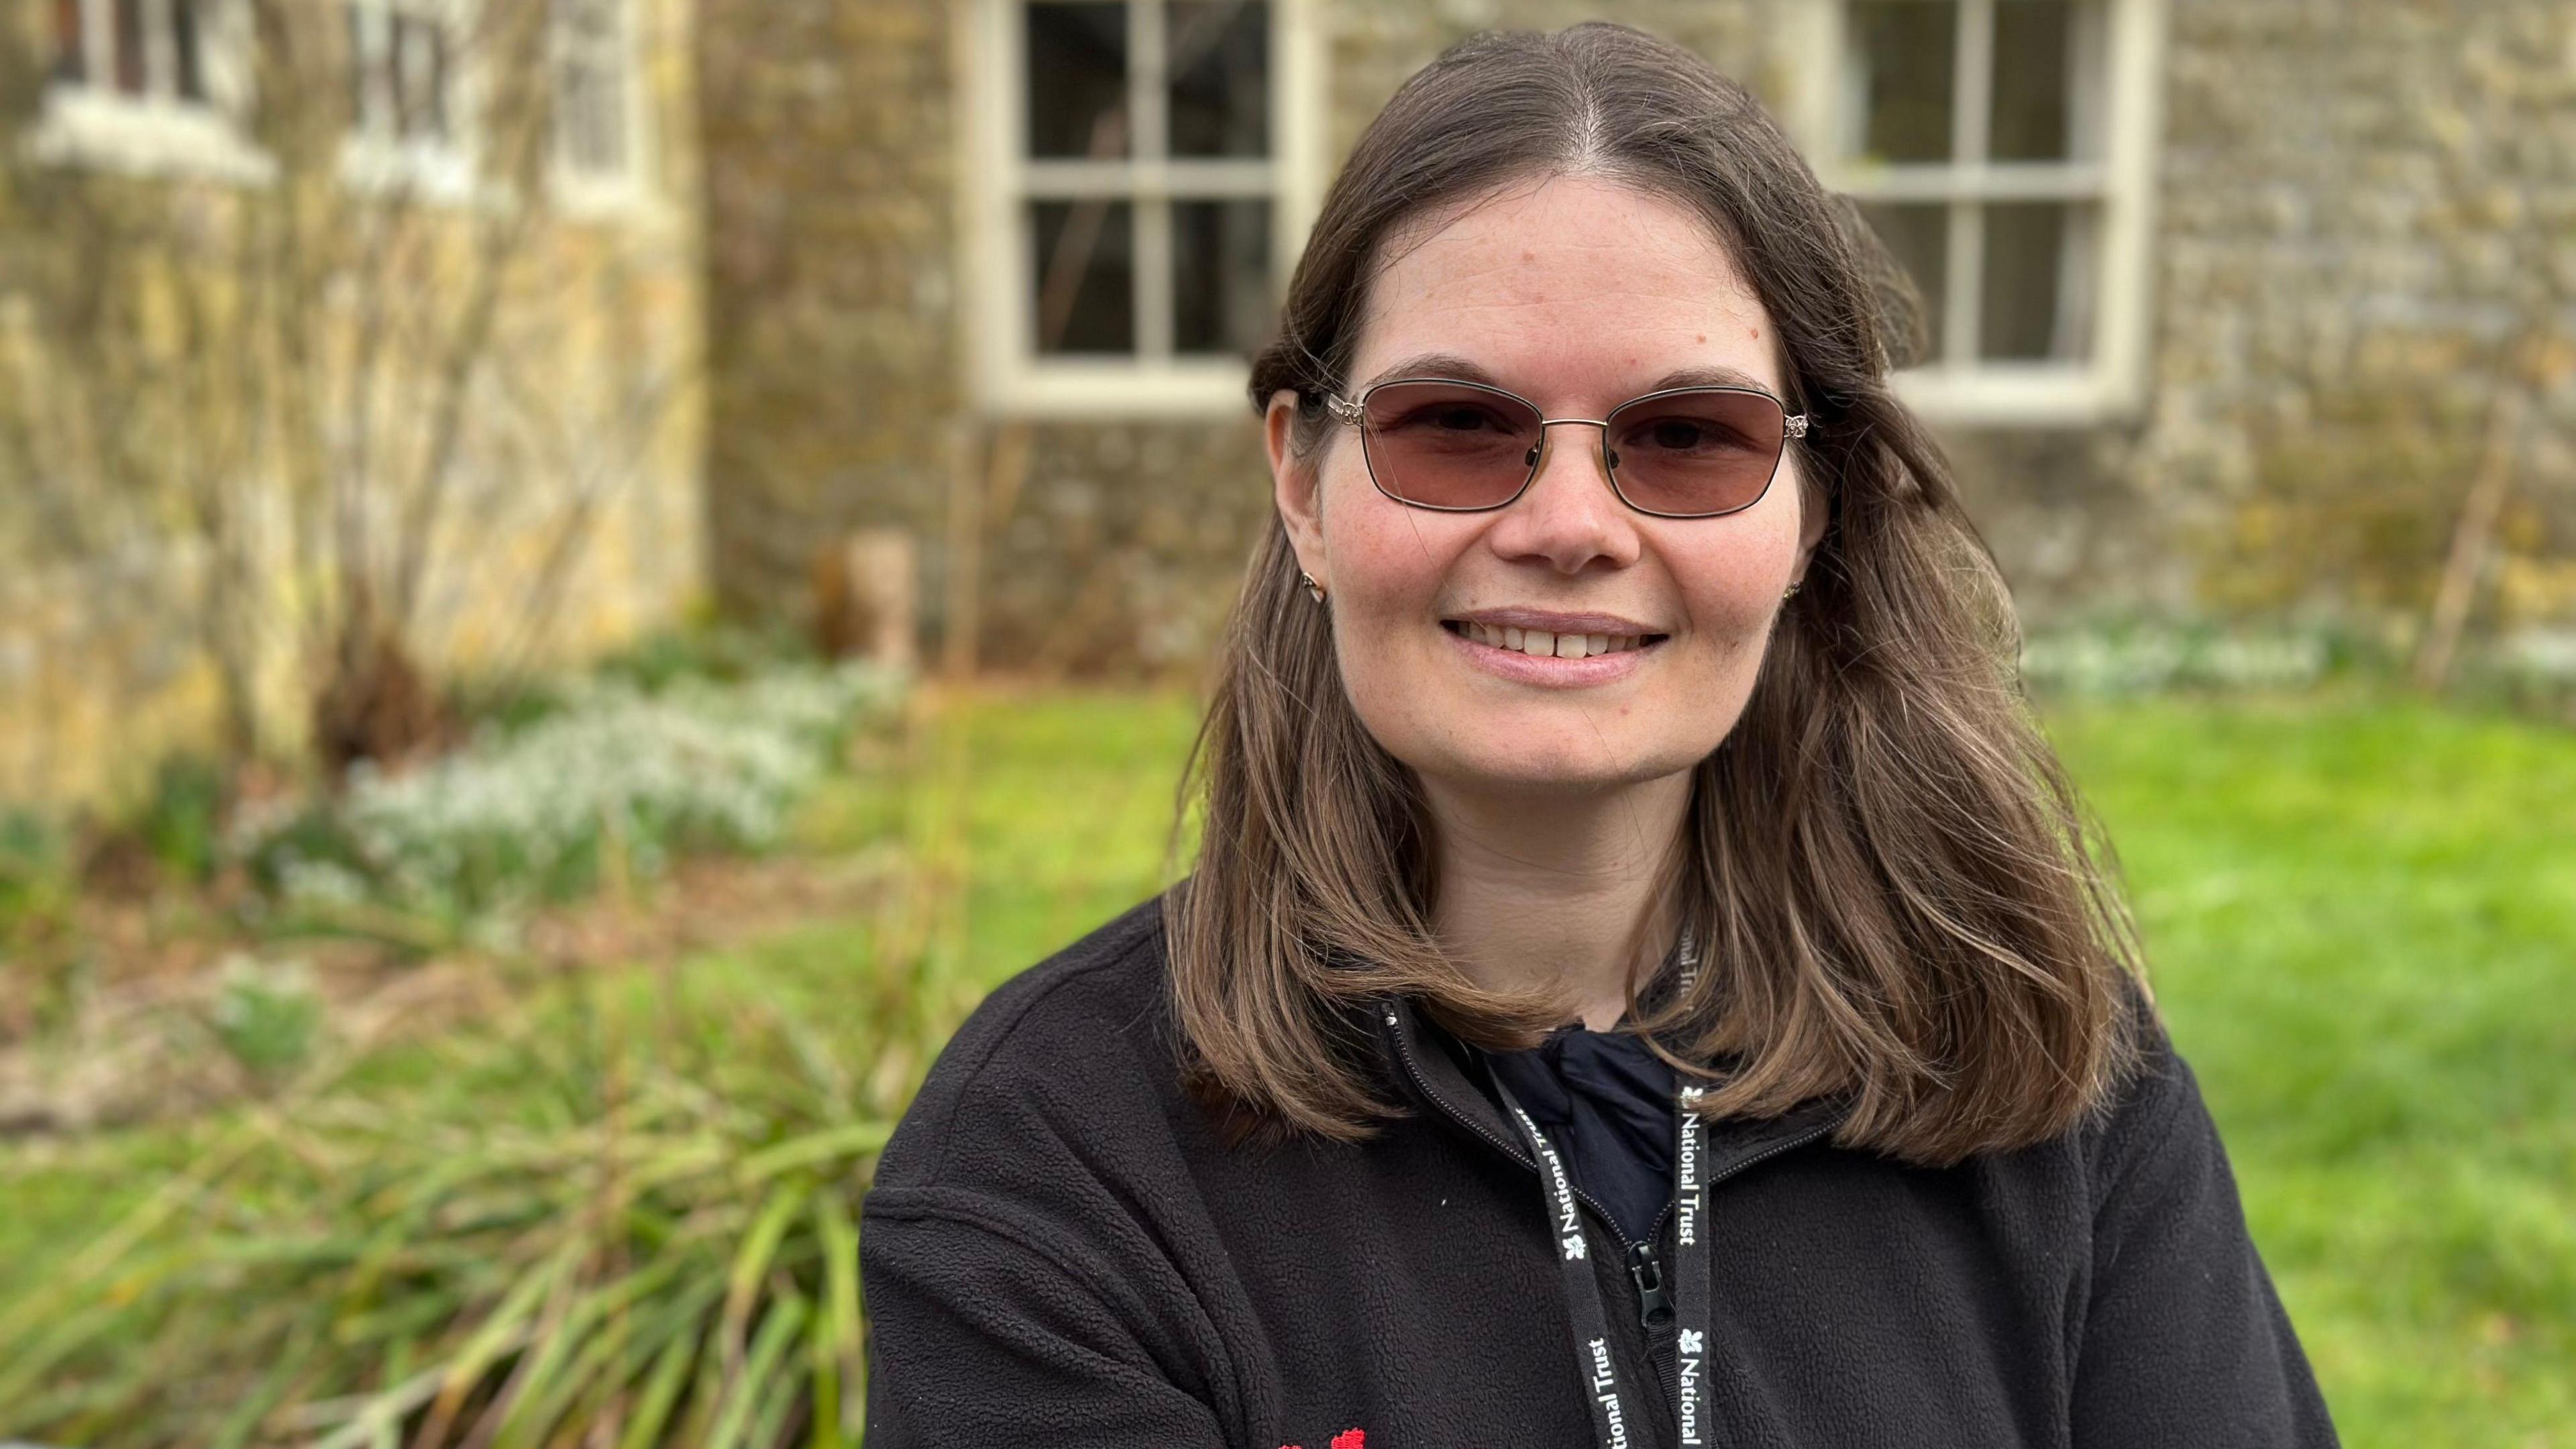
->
xmin=1358 ymin=381 xmax=1544 ymax=509
xmin=1605 ymin=390 xmax=1788 ymax=517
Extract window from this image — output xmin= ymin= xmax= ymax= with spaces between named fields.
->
xmin=1793 ymin=0 xmax=2165 ymax=423
xmin=347 ymin=1 xmax=460 ymax=145
xmin=36 ymin=0 xmax=269 ymax=181
xmin=50 ymin=0 xmax=207 ymax=100
xmin=553 ymin=0 xmax=635 ymax=180
xmin=341 ymin=0 xmax=475 ymax=199
xmin=967 ymin=0 xmax=1326 ymax=416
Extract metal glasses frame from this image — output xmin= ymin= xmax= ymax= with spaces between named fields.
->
xmin=1323 ymin=376 xmax=1811 ymax=519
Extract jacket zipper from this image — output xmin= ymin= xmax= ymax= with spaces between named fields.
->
xmin=1383 ymin=1006 xmax=1684 ymax=1416
xmin=1627 ymin=1240 xmax=1674 ymax=1326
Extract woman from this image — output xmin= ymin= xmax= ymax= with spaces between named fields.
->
xmin=862 ymin=23 xmax=2337 ymax=1448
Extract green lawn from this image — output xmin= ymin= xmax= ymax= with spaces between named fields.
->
xmin=3 ymin=687 xmax=2567 ymax=1444
xmin=890 ymin=687 xmax=2576 ymax=1444
xmin=845 ymin=685 xmax=2576 ymax=1443
xmin=2045 ymin=696 xmax=2576 ymax=1441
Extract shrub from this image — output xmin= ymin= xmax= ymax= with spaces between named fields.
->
xmin=207 ymin=955 xmax=325 ymax=1085
xmin=2018 ymin=617 xmax=2346 ymax=699
xmin=235 ymin=660 xmax=906 ymax=924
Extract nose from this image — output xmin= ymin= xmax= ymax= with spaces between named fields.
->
xmin=1483 ymin=421 xmax=1641 ymax=575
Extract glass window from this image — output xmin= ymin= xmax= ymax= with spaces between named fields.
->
xmin=50 ymin=0 xmax=86 ymax=83
xmin=1026 ymin=3 xmax=1128 ymax=158
xmin=555 ymin=0 xmax=635 ymax=178
xmin=1032 ymin=199 xmax=1138 ymax=354
xmin=1836 ymin=0 xmax=2114 ymax=371
xmin=347 ymin=1 xmax=462 ymax=148
xmin=53 ymin=0 xmax=220 ymax=104
xmin=113 ymin=0 xmax=147 ymax=93
xmin=1980 ymin=201 xmax=2096 ymax=360
xmin=389 ymin=13 xmax=450 ymax=140
xmin=1168 ymin=1 xmax=1267 ymax=158
xmin=1010 ymin=1 xmax=1281 ymax=370
xmin=1858 ymin=201 xmax=1949 ymax=361
xmin=1990 ymin=0 xmax=2078 ymax=161
xmin=1173 ymin=197 xmax=1271 ymax=354
xmin=1846 ymin=1 xmax=1953 ymax=163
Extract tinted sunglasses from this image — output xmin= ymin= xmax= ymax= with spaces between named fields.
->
xmin=1324 ymin=377 xmax=1810 ymax=519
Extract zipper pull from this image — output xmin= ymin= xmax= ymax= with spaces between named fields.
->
xmin=1626 ymin=1242 xmax=1673 ymax=1328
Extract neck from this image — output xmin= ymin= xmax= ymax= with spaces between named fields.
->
xmin=1423 ymin=770 xmax=1693 ymax=1031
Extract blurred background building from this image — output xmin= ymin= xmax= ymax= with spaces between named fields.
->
xmin=7 ymin=0 xmax=2573 ymax=806
xmin=2 ymin=0 xmax=707 ymax=806
xmin=699 ymin=0 xmax=2575 ymax=675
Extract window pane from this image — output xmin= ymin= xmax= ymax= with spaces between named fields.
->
xmin=1980 ymin=202 xmax=2094 ymax=360
xmin=113 ymin=0 xmax=147 ymax=93
xmin=1173 ymin=199 xmax=1271 ymax=355
xmin=173 ymin=0 xmax=205 ymax=101
xmin=52 ymin=0 xmax=85 ymax=83
xmin=391 ymin=15 xmax=444 ymax=138
xmin=1847 ymin=1 xmax=1954 ymax=163
xmin=1032 ymin=200 xmax=1136 ymax=354
xmin=1027 ymin=3 xmax=1129 ymax=159
xmin=1860 ymin=201 xmax=1949 ymax=364
xmin=1990 ymin=0 xmax=2079 ymax=161
xmin=348 ymin=3 xmax=368 ymax=127
xmin=557 ymin=1 xmax=630 ymax=174
xmin=1168 ymin=1 xmax=1267 ymax=158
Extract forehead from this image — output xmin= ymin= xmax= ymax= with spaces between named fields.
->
xmin=1350 ymin=172 xmax=1785 ymax=401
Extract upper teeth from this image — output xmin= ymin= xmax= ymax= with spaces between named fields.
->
xmin=1458 ymin=622 xmax=1648 ymax=658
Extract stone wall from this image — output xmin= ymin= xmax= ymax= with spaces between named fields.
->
xmin=2135 ymin=0 xmax=2576 ymax=629
xmin=698 ymin=0 xmax=963 ymax=623
xmin=696 ymin=0 xmax=2576 ymax=672
xmin=0 ymin=0 xmax=710 ymax=809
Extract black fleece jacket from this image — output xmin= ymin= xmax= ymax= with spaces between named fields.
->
xmin=859 ymin=896 xmax=2339 ymax=1448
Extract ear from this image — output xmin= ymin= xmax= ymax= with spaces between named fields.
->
xmin=1788 ymin=451 xmax=1829 ymax=587
xmin=1265 ymin=389 xmax=1330 ymax=586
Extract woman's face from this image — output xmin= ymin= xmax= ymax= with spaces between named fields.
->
xmin=1269 ymin=172 xmax=1823 ymax=796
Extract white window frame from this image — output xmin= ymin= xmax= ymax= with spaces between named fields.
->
xmin=547 ymin=0 xmax=661 ymax=218
xmin=28 ymin=0 xmax=274 ymax=183
xmin=1780 ymin=0 xmax=2166 ymax=427
xmin=962 ymin=0 xmax=1329 ymax=419
xmin=338 ymin=0 xmax=481 ymax=203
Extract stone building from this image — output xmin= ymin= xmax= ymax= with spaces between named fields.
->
xmin=697 ymin=0 xmax=2576 ymax=674
xmin=8 ymin=0 xmax=2570 ymax=804
xmin=1 ymin=0 xmax=707 ymax=805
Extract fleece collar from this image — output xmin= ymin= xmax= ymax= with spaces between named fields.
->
xmin=1371 ymin=994 xmax=1852 ymax=1187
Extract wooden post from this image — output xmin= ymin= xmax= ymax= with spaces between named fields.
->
xmin=810 ymin=529 xmax=918 ymax=671
xmin=2416 ymin=386 xmax=2528 ymax=692
xmin=942 ymin=419 xmax=983 ymax=682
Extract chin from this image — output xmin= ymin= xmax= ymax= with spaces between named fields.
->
xmin=1419 ymin=728 xmax=1705 ymax=797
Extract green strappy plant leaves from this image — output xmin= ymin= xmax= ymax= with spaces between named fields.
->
xmin=0 ymin=926 xmax=936 ymax=1449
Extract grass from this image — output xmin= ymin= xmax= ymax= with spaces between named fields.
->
xmin=1 ymin=684 xmax=2567 ymax=1446
xmin=2045 ymin=694 xmax=2576 ymax=1442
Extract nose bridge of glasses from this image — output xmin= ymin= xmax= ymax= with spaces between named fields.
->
xmin=1524 ymin=415 xmax=1619 ymax=489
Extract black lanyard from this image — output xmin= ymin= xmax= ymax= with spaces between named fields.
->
xmin=1489 ymin=941 xmax=1714 ymax=1449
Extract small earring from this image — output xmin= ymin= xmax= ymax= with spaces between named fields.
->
xmin=1781 ymin=580 xmax=1803 ymax=601
xmin=1299 ymin=570 xmax=1328 ymax=604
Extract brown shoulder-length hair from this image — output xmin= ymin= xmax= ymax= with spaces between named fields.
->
xmin=1161 ymin=22 xmax=2145 ymax=1167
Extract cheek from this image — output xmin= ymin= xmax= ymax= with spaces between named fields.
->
xmin=1318 ymin=465 xmax=1460 ymax=613
xmin=1313 ymin=472 xmax=1472 ymax=740
xmin=1668 ymin=510 xmax=1805 ymax=638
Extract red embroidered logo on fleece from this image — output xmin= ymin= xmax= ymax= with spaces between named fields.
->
xmin=1278 ymin=1429 xmax=1364 ymax=1449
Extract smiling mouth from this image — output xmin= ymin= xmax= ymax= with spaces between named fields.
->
xmin=1440 ymin=619 xmax=1669 ymax=659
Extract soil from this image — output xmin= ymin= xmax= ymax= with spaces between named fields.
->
xmin=0 ymin=847 xmax=896 ymax=1137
